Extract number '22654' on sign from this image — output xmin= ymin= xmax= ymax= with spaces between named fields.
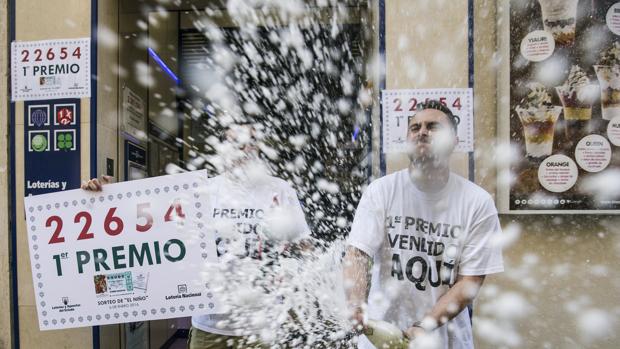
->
xmin=24 ymin=170 xmax=220 ymax=330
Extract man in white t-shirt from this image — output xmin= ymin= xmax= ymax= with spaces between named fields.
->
xmin=188 ymin=124 xmax=311 ymax=349
xmin=343 ymin=100 xmax=504 ymax=349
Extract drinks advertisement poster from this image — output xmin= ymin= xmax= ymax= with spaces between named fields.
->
xmin=506 ymin=0 xmax=620 ymax=212
xmin=24 ymin=171 xmax=221 ymax=330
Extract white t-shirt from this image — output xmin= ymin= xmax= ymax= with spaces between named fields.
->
xmin=192 ymin=173 xmax=310 ymax=336
xmin=347 ymin=169 xmax=504 ymax=349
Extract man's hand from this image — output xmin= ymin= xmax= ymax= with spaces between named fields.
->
xmin=403 ymin=325 xmax=426 ymax=340
xmin=81 ymin=175 xmax=113 ymax=192
xmin=424 ymin=275 xmax=485 ymax=328
xmin=349 ymin=306 xmax=366 ymax=333
xmin=402 ymin=275 xmax=484 ymax=342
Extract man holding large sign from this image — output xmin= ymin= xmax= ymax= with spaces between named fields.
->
xmin=79 ymin=124 xmax=311 ymax=348
xmin=186 ymin=124 xmax=311 ymax=349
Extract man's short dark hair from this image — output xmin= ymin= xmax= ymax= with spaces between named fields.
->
xmin=407 ymin=99 xmax=460 ymax=132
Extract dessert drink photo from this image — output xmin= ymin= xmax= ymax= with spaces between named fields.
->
xmin=537 ymin=0 xmax=579 ymax=46
xmin=516 ymin=83 xmax=562 ymax=159
xmin=555 ymin=65 xmax=595 ymax=140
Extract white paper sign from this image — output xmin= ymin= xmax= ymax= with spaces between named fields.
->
xmin=11 ymin=38 xmax=91 ymax=101
xmin=122 ymin=87 xmax=146 ymax=139
xmin=24 ymin=171 xmax=221 ymax=330
xmin=381 ymin=88 xmax=474 ymax=153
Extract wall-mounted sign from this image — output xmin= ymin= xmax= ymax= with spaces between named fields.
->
xmin=381 ymin=88 xmax=474 ymax=153
xmin=121 ymin=87 xmax=146 ymax=140
xmin=125 ymin=141 xmax=147 ymax=181
xmin=24 ymin=170 xmax=220 ymax=330
xmin=11 ymin=38 xmax=90 ymax=101
xmin=25 ymin=99 xmax=81 ymax=196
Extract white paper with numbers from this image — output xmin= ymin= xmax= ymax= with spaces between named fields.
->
xmin=24 ymin=170 xmax=221 ymax=330
xmin=381 ymin=88 xmax=474 ymax=153
xmin=11 ymin=38 xmax=91 ymax=101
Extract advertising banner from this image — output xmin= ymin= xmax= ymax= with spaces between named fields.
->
xmin=25 ymin=99 xmax=81 ymax=196
xmin=381 ymin=88 xmax=474 ymax=153
xmin=24 ymin=170 xmax=220 ymax=330
xmin=11 ymin=38 xmax=90 ymax=101
xmin=506 ymin=0 xmax=620 ymax=212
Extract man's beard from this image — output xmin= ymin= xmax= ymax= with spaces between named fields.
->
xmin=408 ymin=152 xmax=444 ymax=171
xmin=406 ymin=143 xmax=451 ymax=173
xmin=406 ymin=131 xmax=454 ymax=167
xmin=407 ymin=140 xmax=437 ymax=163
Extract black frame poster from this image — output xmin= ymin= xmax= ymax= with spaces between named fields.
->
xmin=500 ymin=0 xmax=620 ymax=213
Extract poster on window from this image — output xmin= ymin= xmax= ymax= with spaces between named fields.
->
xmin=11 ymin=38 xmax=90 ymax=101
xmin=24 ymin=170 xmax=222 ymax=330
xmin=381 ymin=88 xmax=474 ymax=154
xmin=502 ymin=0 xmax=620 ymax=212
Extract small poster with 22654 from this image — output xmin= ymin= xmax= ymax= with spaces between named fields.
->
xmin=381 ymin=88 xmax=474 ymax=154
xmin=11 ymin=38 xmax=91 ymax=101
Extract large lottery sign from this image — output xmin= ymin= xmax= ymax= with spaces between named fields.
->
xmin=24 ymin=171 xmax=220 ymax=330
xmin=11 ymin=38 xmax=90 ymax=101
xmin=381 ymin=88 xmax=474 ymax=153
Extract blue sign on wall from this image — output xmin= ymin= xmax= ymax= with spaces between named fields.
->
xmin=125 ymin=141 xmax=146 ymax=166
xmin=24 ymin=99 xmax=81 ymax=196
xmin=124 ymin=140 xmax=147 ymax=181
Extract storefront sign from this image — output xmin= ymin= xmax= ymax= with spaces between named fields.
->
xmin=12 ymin=38 xmax=90 ymax=101
xmin=25 ymin=99 xmax=81 ymax=196
xmin=24 ymin=171 xmax=220 ymax=330
xmin=381 ymin=88 xmax=474 ymax=153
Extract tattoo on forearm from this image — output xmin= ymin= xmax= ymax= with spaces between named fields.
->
xmin=344 ymin=247 xmax=372 ymax=305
